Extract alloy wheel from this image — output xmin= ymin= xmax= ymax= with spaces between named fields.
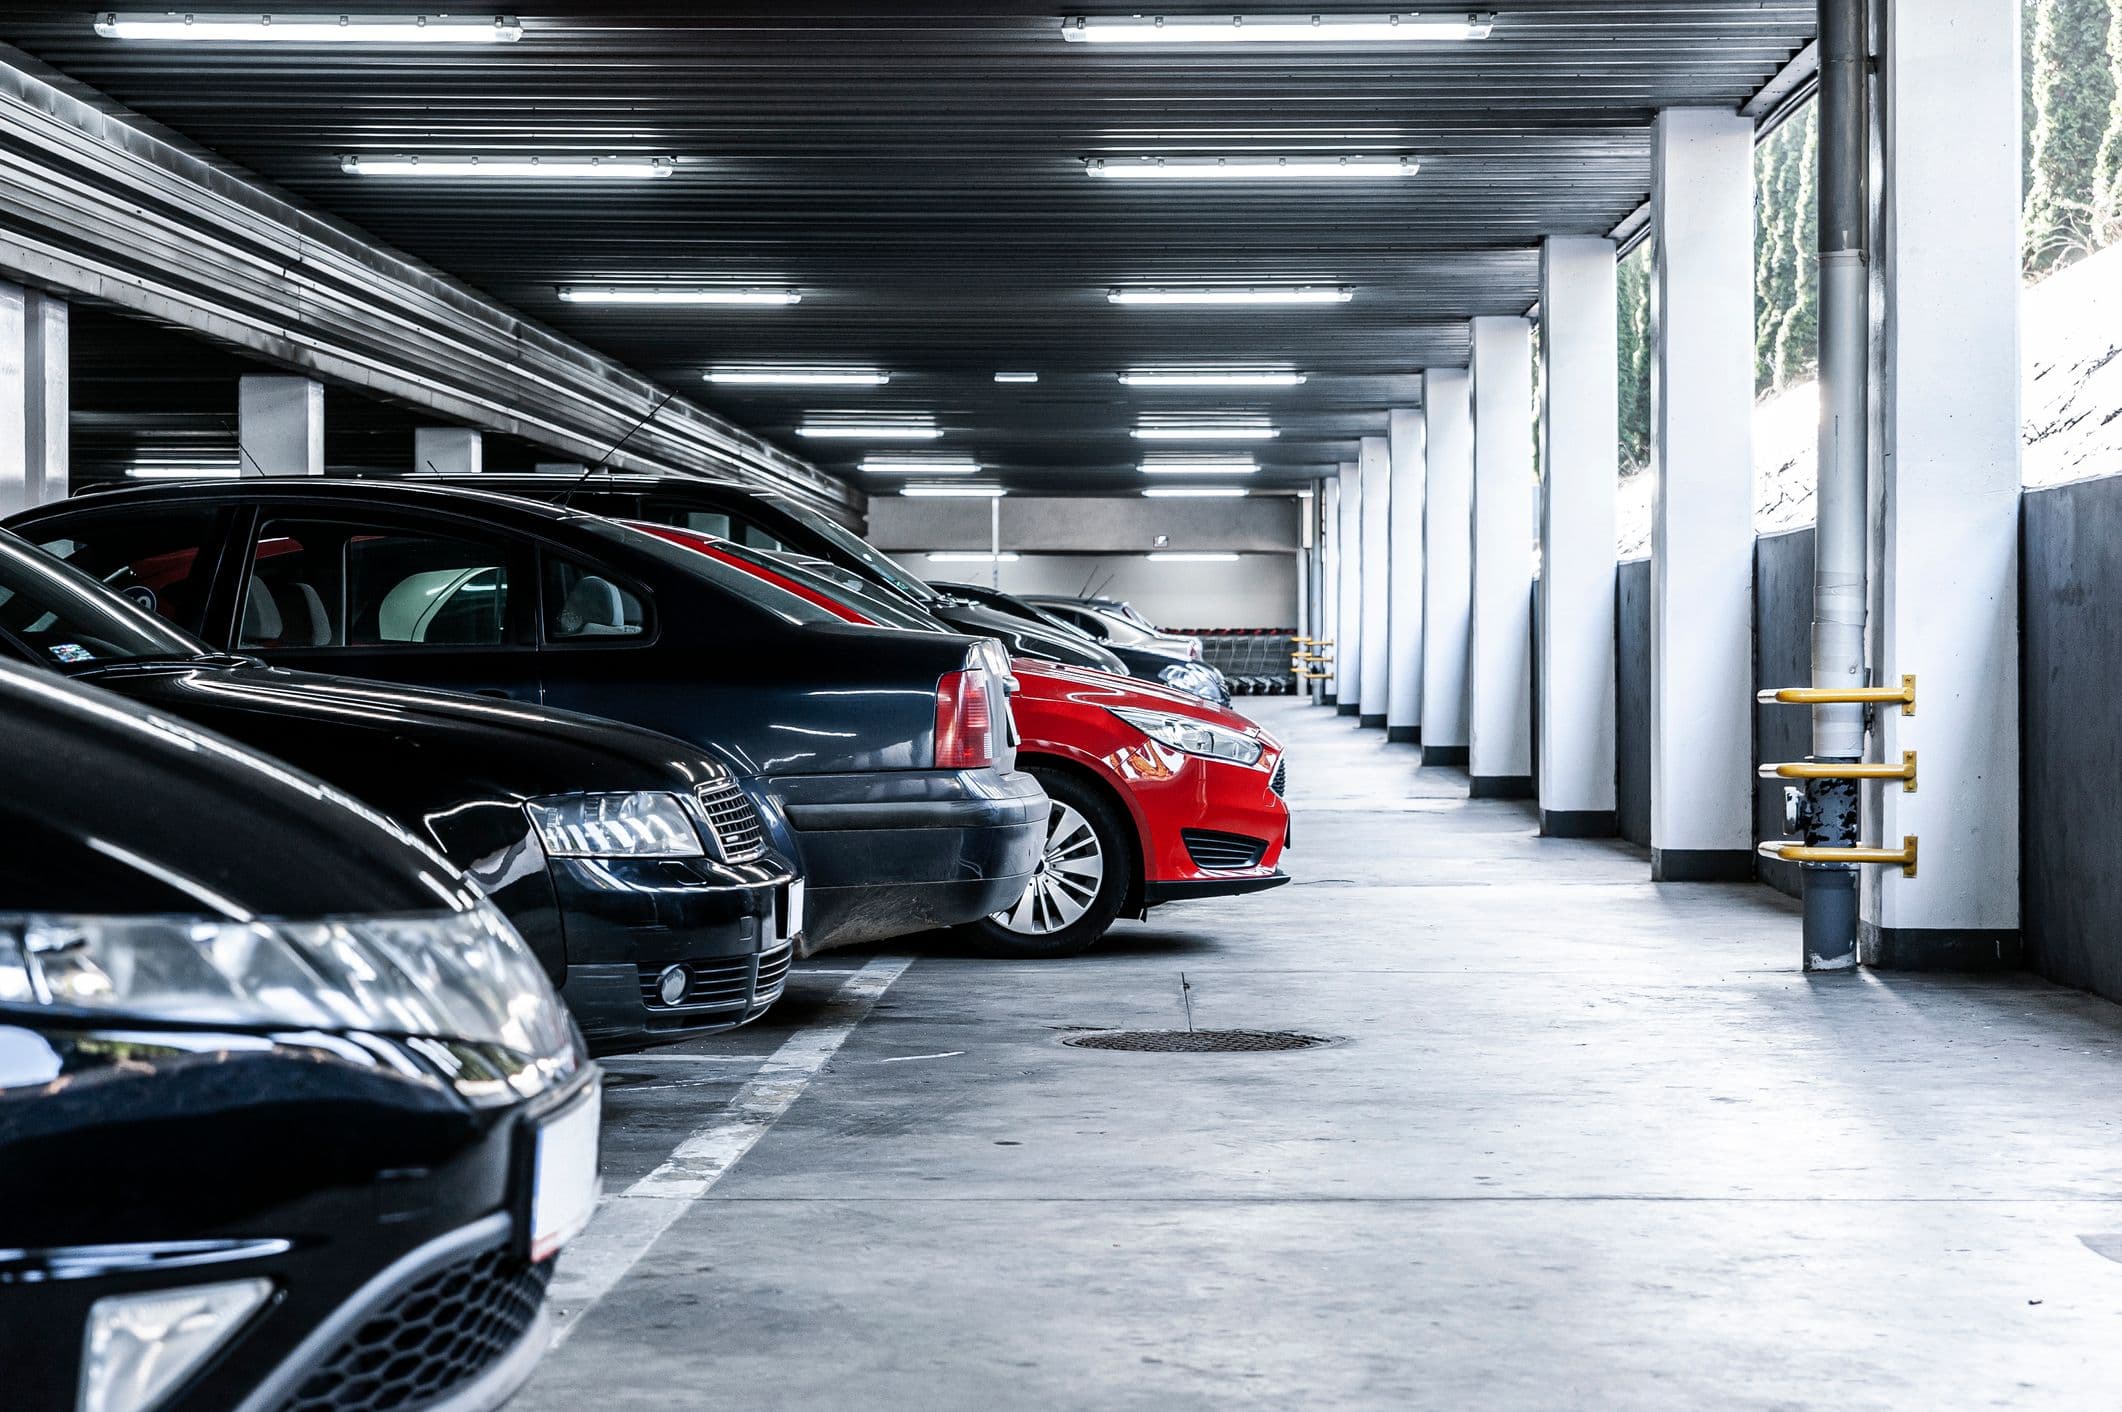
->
xmin=994 ymin=800 xmax=1105 ymax=934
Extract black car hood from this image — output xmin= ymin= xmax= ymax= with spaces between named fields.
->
xmin=0 ymin=659 xmax=469 ymax=917
xmin=79 ymin=661 xmax=739 ymax=801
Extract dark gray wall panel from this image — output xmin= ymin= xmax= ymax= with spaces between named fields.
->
xmin=1753 ymin=528 xmax=1812 ymax=899
xmin=1615 ymin=556 xmax=1652 ymax=847
xmin=2023 ymin=478 xmax=2122 ymax=1002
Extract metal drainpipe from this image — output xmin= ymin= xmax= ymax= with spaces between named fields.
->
xmin=1805 ymin=0 xmax=1870 ymax=970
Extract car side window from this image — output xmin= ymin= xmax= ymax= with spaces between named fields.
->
xmin=244 ymin=518 xmax=511 ymax=649
xmin=30 ymin=510 xmax=221 ymax=633
xmin=1056 ymin=606 xmax=1108 ymax=640
xmin=543 ymin=556 xmax=647 ymax=642
xmin=645 ymin=498 xmax=784 ymax=551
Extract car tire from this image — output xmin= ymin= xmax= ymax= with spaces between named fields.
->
xmin=963 ymin=766 xmax=1132 ymax=959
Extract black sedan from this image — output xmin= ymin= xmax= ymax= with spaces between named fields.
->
xmin=8 ymin=480 xmax=1046 ymax=952
xmin=424 ymin=472 xmax=1137 ymax=674
xmin=0 ymin=657 xmax=596 ymax=1412
xmin=0 ymin=528 xmax=801 ymax=1053
xmin=934 ymin=578 xmax=1231 ymax=703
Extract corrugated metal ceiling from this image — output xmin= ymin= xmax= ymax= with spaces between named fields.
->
xmin=0 ymin=3 xmax=1813 ymax=493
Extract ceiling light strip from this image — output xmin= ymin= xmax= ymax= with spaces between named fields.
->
xmin=902 ymin=485 xmax=1005 ymax=498
xmin=1061 ymin=13 xmax=1494 ymax=44
xmin=97 ymin=12 xmax=524 ymax=43
xmin=860 ymin=457 xmax=981 ymax=475
xmin=1120 ymin=369 xmax=1306 ymax=387
xmin=1140 ymin=458 xmax=1260 ymax=475
xmin=1087 ymin=156 xmax=1415 ymax=180
xmin=707 ymin=368 xmax=888 ymax=386
xmin=798 ymin=423 xmax=943 ymax=440
xmin=559 ymin=287 xmax=800 ymax=306
xmin=1143 ymin=487 xmax=1249 ymax=498
xmin=342 ymin=155 xmax=673 ymax=179
xmin=1108 ymin=286 xmax=1352 ymax=306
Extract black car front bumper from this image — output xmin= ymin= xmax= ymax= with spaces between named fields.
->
xmin=771 ymin=767 xmax=1048 ymax=949
xmin=552 ymin=853 xmax=801 ymax=1053
xmin=0 ymin=1018 xmax=594 ymax=1412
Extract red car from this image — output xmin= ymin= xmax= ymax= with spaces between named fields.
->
xmin=629 ymin=522 xmax=1291 ymax=956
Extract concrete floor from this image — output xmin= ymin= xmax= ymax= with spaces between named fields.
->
xmin=520 ymin=697 xmax=2122 ymax=1410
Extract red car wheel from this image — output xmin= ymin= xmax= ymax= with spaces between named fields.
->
xmin=964 ymin=767 xmax=1133 ymax=958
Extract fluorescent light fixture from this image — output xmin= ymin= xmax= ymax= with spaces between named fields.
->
xmin=1140 ymin=457 xmax=1260 ymax=475
xmin=125 ymin=465 xmax=242 ymax=479
xmin=1087 ymin=155 xmax=1415 ymax=181
xmin=1061 ymin=13 xmax=1494 ymax=44
xmin=1120 ymin=368 xmax=1306 ymax=387
xmin=901 ymin=484 xmax=1005 ymax=498
xmin=558 ymin=286 xmax=800 ymax=306
xmin=341 ymin=154 xmax=673 ymax=179
xmin=993 ymin=372 xmax=1040 ymax=383
xmin=1133 ymin=424 xmax=1279 ymax=442
xmin=928 ymin=551 xmax=1021 ymax=562
xmin=797 ymin=421 xmax=942 ymax=441
xmin=97 ymin=12 xmax=523 ymax=43
xmin=1143 ymin=486 xmax=1249 ymax=498
xmin=1147 ymin=551 xmax=1242 ymax=562
xmin=1108 ymin=285 xmax=1353 ymax=306
xmin=861 ymin=457 xmax=981 ymax=475
xmin=707 ymin=367 xmax=888 ymax=386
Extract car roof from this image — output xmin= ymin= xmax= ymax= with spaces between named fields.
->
xmin=55 ymin=476 xmax=597 ymax=526
xmin=409 ymin=471 xmax=755 ymax=497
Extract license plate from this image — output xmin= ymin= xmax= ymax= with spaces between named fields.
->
xmin=530 ymin=1081 xmax=601 ymax=1263
xmin=775 ymin=880 xmax=806 ymax=943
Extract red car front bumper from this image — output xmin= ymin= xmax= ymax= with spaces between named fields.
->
xmin=1008 ymin=662 xmax=1291 ymax=908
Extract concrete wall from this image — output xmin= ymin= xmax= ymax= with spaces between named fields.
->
xmin=1615 ymin=556 xmax=1652 ymax=847
xmin=875 ymin=494 xmax=1301 ymax=630
xmin=919 ymin=553 xmax=1297 ymax=631
xmin=872 ymin=495 xmax=1298 ymax=554
xmin=2023 ymin=476 xmax=2122 ymax=1002
xmin=1752 ymin=528 xmax=1812 ymax=900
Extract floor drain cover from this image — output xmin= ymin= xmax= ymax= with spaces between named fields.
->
xmin=1062 ymin=1029 xmax=1332 ymax=1053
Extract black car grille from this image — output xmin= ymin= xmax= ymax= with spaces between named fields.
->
xmin=695 ymin=778 xmax=767 ymax=863
xmin=1270 ymin=758 xmax=1287 ymax=796
xmin=1181 ymin=829 xmax=1269 ymax=871
xmin=638 ymin=941 xmax=793 ymax=1013
xmin=278 ymin=1242 xmax=550 ymax=1412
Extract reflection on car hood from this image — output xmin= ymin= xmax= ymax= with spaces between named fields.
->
xmin=1011 ymin=659 xmax=1271 ymax=741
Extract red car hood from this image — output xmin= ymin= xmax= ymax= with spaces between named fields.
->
xmin=1012 ymin=658 xmax=1276 ymax=747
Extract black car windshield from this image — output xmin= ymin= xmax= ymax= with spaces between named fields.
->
xmin=760 ymin=494 xmax=937 ymax=604
xmin=0 ymin=533 xmax=210 ymax=671
xmin=579 ymin=520 xmax=848 ymax=627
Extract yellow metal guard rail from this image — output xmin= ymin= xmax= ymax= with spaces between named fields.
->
xmin=1755 ymin=673 xmax=1915 ymax=716
xmin=1758 ymin=836 xmax=1918 ymax=878
xmin=1758 ymin=751 xmax=1917 ymax=793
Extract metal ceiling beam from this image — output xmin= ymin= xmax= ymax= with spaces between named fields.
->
xmin=0 ymin=46 xmax=859 ymax=519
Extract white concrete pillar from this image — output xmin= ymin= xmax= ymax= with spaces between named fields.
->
xmin=238 ymin=375 xmax=323 ymax=476
xmin=1468 ymin=315 xmax=1535 ymax=798
xmin=414 ymin=426 xmax=483 ymax=476
xmin=1862 ymin=0 xmax=2021 ymax=968
xmin=1536 ymin=236 xmax=1620 ymax=835
xmin=0 ymin=284 xmax=67 ymax=515
xmin=1356 ymin=433 xmax=1392 ymax=726
xmin=1318 ymin=475 xmax=1340 ymax=704
xmin=1420 ymin=368 xmax=1474 ymax=765
xmin=1385 ymin=407 xmax=1427 ymax=743
xmin=1648 ymin=108 xmax=1756 ymax=880
xmin=1334 ymin=461 xmax=1363 ymax=716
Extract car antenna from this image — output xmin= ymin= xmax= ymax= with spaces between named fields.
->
xmin=217 ymin=416 xmax=272 ymax=479
xmin=557 ymin=390 xmax=676 ymax=510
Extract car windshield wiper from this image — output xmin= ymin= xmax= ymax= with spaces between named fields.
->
xmin=71 ymin=651 xmax=263 ymax=676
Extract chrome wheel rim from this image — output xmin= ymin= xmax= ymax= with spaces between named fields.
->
xmin=994 ymin=800 xmax=1104 ymax=935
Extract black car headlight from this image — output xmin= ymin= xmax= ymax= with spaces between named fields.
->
xmin=525 ymin=791 xmax=705 ymax=858
xmin=0 ymin=901 xmax=573 ymax=1073
xmin=1109 ymin=705 xmax=1264 ymax=766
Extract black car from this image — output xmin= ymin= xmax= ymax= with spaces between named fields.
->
xmin=10 ymin=481 xmax=1045 ymax=951
xmin=0 ymin=658 xmax=596 ymax=1412
xmin=0 ymin=528 xmax=802 ymax=1054
xmin=420 ymin=472 xmax=1137 ymax=674
xmin=932 ymin=577 xmax=1231 ymax=702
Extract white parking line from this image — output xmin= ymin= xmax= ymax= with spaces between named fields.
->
xmin=548 ymin=953 xmax=913 ymax=1341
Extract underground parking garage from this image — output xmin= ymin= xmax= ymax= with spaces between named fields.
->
xmin=2 ymin=2 xmax=2119 ymax=1407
